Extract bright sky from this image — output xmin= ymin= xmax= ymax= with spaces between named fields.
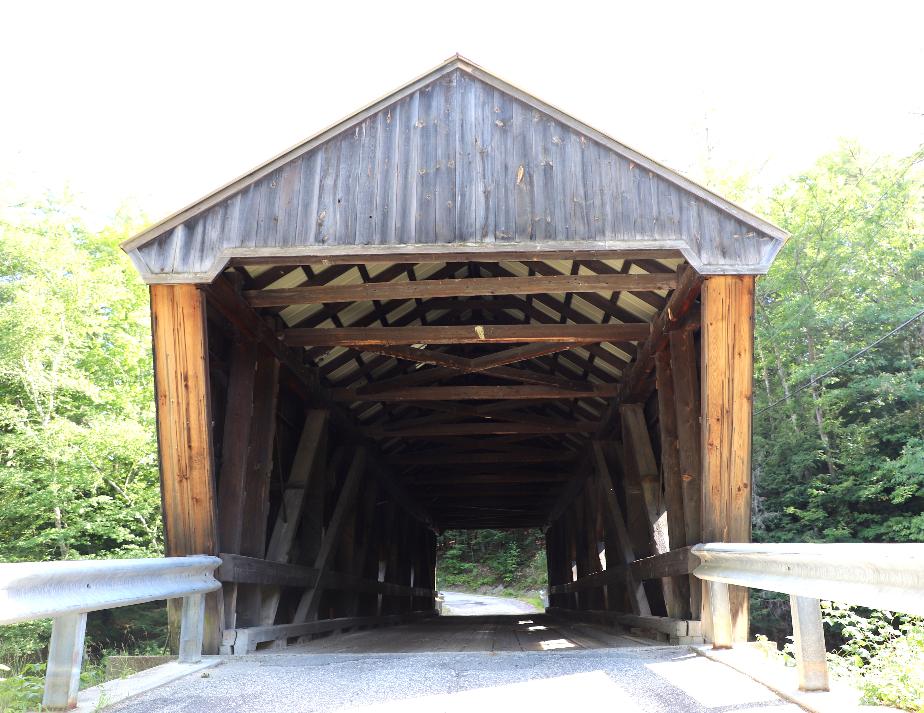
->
xmin=2 ymin=1 xmax=922 ymax=228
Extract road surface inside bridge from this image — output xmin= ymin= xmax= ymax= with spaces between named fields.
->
xmin=440 ymin=590 xmax=539 ymax=616
xmin=105 ymin=615 xmax=802 ymax=712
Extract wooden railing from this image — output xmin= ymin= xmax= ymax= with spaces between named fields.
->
xmin=0 ymin=556 xmax=221 ymax=710
xmin=217 ymin=553 xmax=437 ymax=654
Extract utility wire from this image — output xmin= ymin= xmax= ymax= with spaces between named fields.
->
xmin=754 ymin=306 xmax=924 ymax=417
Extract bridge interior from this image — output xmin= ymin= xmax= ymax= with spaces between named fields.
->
xmin=174 ymin=251 xmax=729 ymax=656
xmin=133 ymin=58 xmax=774 ymax=657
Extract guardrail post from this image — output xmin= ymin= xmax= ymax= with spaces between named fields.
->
xmin=178 ymin=593 xmax=205 ymax=663
xmin=708 ymin=581 xmax=733 ymax=649
xmin=42 ymin=612 xmax=87 ymax=710
xmin=790 ymin=595 xmax=829 ymax=691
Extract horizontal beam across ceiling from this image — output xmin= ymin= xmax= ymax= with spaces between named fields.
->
xmin=245 ymin=273 xmax=676 ymax=307
xmin=335 ymin=384 xmax=619 ymax=403
xmin=363 ymin=421 xmax=600 ymax=437
xmin=284 ymin=323 xmax=651 ymax=347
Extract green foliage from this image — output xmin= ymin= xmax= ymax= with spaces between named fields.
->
xmin=436 ymin=529 xmax=547 ymax=597
xmin=823 ymin=603 xmax=924 ymax=711
xmin=0 ymin=197 xmax=167 ymax=701
xmin=0 ymin=663 xmax=44 ymax=713
xmin=750 ymin=143 xmax=924 ymax=546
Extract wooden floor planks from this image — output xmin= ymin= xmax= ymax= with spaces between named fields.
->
xmin=278 ymin=614 xmax=653 ymax=653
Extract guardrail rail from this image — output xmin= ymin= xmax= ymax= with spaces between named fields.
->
xmin=0 ymin=555 xmax=221 ymax=710
xmin=691 ymin=543 xmax=924 ymax=691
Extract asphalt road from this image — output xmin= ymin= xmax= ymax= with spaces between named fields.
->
xmin=440 ymin=590 xmax=538 ymax=616
xmin=104 ymin=649 xmax=800 ymax=713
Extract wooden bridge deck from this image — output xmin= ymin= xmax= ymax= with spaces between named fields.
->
xmin=277 ymin=614 xmax=655 ymax=654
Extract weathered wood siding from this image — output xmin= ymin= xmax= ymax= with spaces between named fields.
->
xmin=129 ymin=67 xmax=783 ymax=282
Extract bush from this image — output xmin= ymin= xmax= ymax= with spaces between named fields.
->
xmin=823 ymin=602 xmax=924 ymax=711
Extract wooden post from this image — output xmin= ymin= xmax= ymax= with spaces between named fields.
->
xmin=592 ymin=442 xmax=650 ymax=616
xmin=262 ymin=410 xmax=330 ymax=624
xmin=701 ymin=275 xmax=755 ymax=642
xmin=670 ymin=328 xmax=702 ymax=616
xmin=150 ymin=284 xmax=221 ymax=653
xmin=216 ymin=336 xmax=258 ymax=631
xmin=235 ymin=350 xmax=280 ymax=627
xmin=654 ymin=350 xmax=692 ymax=618
xmin=294 ymin=448 xmax=367 ymax=622
xmin=621 ymin=404 xmax=684 ymax=617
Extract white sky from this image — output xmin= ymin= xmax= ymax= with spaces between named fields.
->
xmin=2 ymin=0 xmax=922 ymax=228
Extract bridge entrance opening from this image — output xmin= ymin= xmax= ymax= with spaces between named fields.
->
xmin=125 ymin=57 xmax=783 ymax=656
xmin=434 ymin=529 xmax=547 ymax=616
xmin=148 ymin=251 xmax=747 ymax=655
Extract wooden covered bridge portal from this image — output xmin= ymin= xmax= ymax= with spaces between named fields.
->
xmin=122 ymin=57 xmax=786 ymax=655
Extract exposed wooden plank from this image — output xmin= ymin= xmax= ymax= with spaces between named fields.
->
xmin=235 ymin=350 xmax=280 ymax=627
xmin=336 ymin=384 xmax=618 ymax=402
xmin=149 ymin=284 xmax=221 ymax=653
xmin=245 ymin=273 xmax=677 ymax=306
xmin=365 ymin=421 xmax=599 ymax=437
xmin=408 ymin=471 xmax=570 ymax=485
xmin=385 ymin=449 xmax=576 ymax=465
xmin=591 ymin=442 xmax=650 ymax=616
xmin=631 ymin=547 xmax=699 ymax=582
xmin=265 ymin=411 xmax=330 ymax=562
xmin=215 ymin=336 xmax=258 ymax=632
xmin=655 ymin=349 xmax=692 ymax=618
xmin=228 ymin=612 xmax=436 ymax=655
xmin=294 ymin=448 xmax=368 ymax=622
xmin=261 ymin=409 xmax=330 ymax=625
xmin=216 ymin=338 xmax=258 ymax=555
xmin=701 ymin=275 xmax=755 ymax=643
xmin=203 ymin=276 xmax=318 ymax=398
xmin=285 ymin=323 xmax=650 ymax=347
xmin=597 ymin=264 xmax=703 ymax=437
xmin=621 ymin=403 xmax=685 ymax=617
xmin=670 ymin=328 xmax=703 ymax=616
xmin=356 ymin=343 xmax=593 ymax=393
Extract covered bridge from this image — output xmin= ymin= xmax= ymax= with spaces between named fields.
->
xmin=122 ymin=55 xmax=786 ymax=655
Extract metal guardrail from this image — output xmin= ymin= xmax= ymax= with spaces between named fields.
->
xmin=0 ymin=555 xmax=221 ymax=710
xmin=692 ymin=543 xmax=924 ymax=693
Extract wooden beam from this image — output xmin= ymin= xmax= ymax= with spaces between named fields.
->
xmin=386 ymin=449 xmax=577 ymax=465
xmin=285 ymin=323 xmax=650 ymax=347
xmin=336 ymin=384 xmax=618 ymax=402
xmin=203 ymin=276 xmax=318 ymax=397
xmin=597 ymin=264 xmax=703 ymax=436
xmin=670 ymin=328 xmax=703 ymax=616
xmin=261 ymin=409 xmax=329 ymax=625
xmin=294 ymin=448 xmax=368 ymax=622
xmin=621 ymin=404 xmax=685 ymax=617
xmin=227 ymin=612 xmax=436 ymax=655
xmin=407 ymin=471 xmax=570 ymax=485
xmin=357 ymin=343 xmax=594 ymax=393
xmin=701 ymin=275 xmax=755 ymax=643
xmin=235 ymin=350 xmax=279 ymax=627
xmin=245 ymin=273 xmax=677 ymax=307
xmin=149 ymin=284 xmax=221 ymax=653
xmin=655 ymin=349 xmax=692 ymax=618
xmin=216 ymin=338 xmax=258 ymax=555
xmin=365 ymin=421 xmax=599 ymax=437
xmin=591 ymin=442 xmax=650 ymax=616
